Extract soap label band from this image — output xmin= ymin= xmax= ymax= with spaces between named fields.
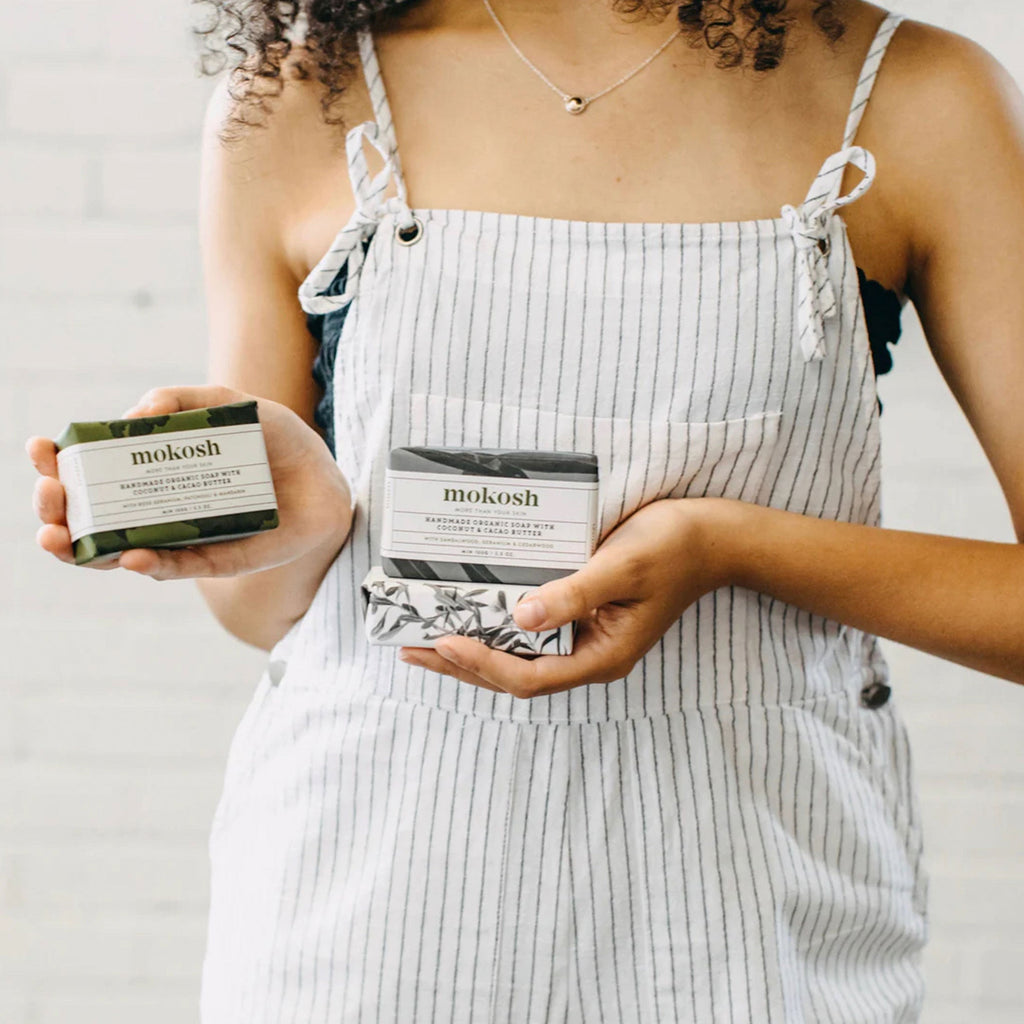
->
xmin=381 ymin=468 xmax=599 ymax=571
xmin=57 ymin=424 xmax=277 ymax=543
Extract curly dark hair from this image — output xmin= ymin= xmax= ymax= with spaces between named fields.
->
xmin=194 ymin=0 xmax=845 ymax=136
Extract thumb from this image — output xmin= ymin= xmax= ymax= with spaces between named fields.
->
xmin=121 ymin=384 xmax=247 ymax=418
xmin=512 ymin=550 xmax=632 ymax=631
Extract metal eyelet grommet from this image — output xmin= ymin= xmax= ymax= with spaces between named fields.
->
xmin=817 ymin=235 xmax=832 ymax=257
xmin=860 ymin=681 xmax=892 ymax=709
xmin=395 ymin=216 xmax=424 ymax=246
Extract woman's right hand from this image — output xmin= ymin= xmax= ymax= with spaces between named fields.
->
xmin=26 ymin=384 xmax=353 ymax=580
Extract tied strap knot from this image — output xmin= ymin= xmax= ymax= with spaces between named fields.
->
xmin=297 ymin=119 xmax=417 ymax=314
xmin=339 ymin=121 xmax=417 ymax=302
xmin=346 ymin=119 xmax=417 ymax=234
xmin=783 ymin=144 xmax=878 ymax=363
xmin=781 ymin=202 xmax=838 ymax=363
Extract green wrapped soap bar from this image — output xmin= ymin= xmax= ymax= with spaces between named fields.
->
xmin=55 ymin=401 xmax=278 ymax=565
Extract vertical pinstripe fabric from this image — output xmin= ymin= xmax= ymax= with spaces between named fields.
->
xmin=201 ymin=10 xmax=929 ymax=1023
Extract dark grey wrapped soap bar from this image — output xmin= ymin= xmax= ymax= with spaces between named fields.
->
xmin=381 ymin=447 xmax=599 ymax=585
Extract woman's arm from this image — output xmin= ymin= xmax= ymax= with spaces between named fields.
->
xmin=401 ymin=490 xmax=1024 ymax=696
xmin=26 ymin=71 xmax=359 ymax=652
xmin=189 ymin=72 xmax=363 ymax=651
xmin=891 ymin=24 xmax=1024 ymax=542
xmin=705 ymin=26 xmax=1024 ymax=683
xmin=401 ymin=25 xmax=1024 ymax=697
xmin=710 ymin=502 xmax=1024 ymax=685
xmin=690 ymin=31 xmax=1024 ymax=685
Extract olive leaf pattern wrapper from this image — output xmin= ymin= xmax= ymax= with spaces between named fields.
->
xmin=55 ymin=401 xmax=279 ymax=565
xmin=360 ymin=567 xmax=574 ymax=655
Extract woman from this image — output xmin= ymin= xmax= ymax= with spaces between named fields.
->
xmin=26 ymin=1 xmax=1024 ymax=1020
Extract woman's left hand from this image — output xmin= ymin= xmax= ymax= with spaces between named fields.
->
xmin=399 ymin=497 xmax=732 ymax=698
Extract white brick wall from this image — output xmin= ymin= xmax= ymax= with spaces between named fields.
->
xmin=1 ymin=2 xmax=1021 ymax=1021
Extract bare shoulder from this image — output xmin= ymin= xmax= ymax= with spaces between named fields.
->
xmin=881 ymin=18 xmax=1019 ymax=119
xmin=869 ymin=18 xmax=1023 ymax=192
xmin=200 ymin=45 xmax=375 ymax=280
xmin=848 ymin=14 xmax=1022 ymax=286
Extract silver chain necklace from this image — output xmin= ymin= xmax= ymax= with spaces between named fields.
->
xmin=481 ymin=0 xmax=683 ymax=115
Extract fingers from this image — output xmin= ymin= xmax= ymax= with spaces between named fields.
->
xmin=26 ymin=436 xmax=58 ymax=478
xmin=31 ymin=477 xmax=83 ymax=566
xmin=430 ymin=625 xmax=633 ymax=699
xmin=398 ymin=647 xmax=507 ymax=693
xmin=118 ymin=540 xmax=250 ymax=581
xmin=512 ymin=547 xmax=644 ymax=632
xmin=33 ymin=475 xmax=65 ymax=524
xmin=27 ymin=383 xmax=248 ymax=490
xmin=121 ymin=384 xmax=247 ymax=418
xmin=35 ymin=523 xmax=75 ymax=565
xmin=35 ymin=532 xmax=263 ymax=580
xmin=116 ymin=522 xmax=298 ymax=579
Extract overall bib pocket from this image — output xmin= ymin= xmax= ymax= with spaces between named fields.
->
xmin=405 ymin=392 xmax=783 ymax=544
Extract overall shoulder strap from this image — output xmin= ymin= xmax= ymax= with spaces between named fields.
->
xmin=296 ymin=27 xmax=419 ymax=314
xmin=784 ymin=13 xmax=905 ymax=363
xmin=356 ymin=26 xmax=410 ymax=206
xmin=800 ymin=10 xmax=905 ymax=212
xmin=841 ymin=11 xmax=906 ymax=150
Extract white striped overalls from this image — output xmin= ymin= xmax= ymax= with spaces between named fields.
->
xmin=201 ymin=11 xmax=928 ymax=1022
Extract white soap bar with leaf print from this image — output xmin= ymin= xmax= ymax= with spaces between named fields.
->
xmin=360 ymin=566 xmax=575 ymax=655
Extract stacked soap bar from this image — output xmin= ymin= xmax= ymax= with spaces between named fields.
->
xmin=361 ymin=567 xmax=574 ymax=655
xmin=55 ymin=401 xmax=278 ymax=566
xmin=361 ymin=446 xmax=599 ymax=655
xmin=381 ymin=446 xmax=600 ymax=583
